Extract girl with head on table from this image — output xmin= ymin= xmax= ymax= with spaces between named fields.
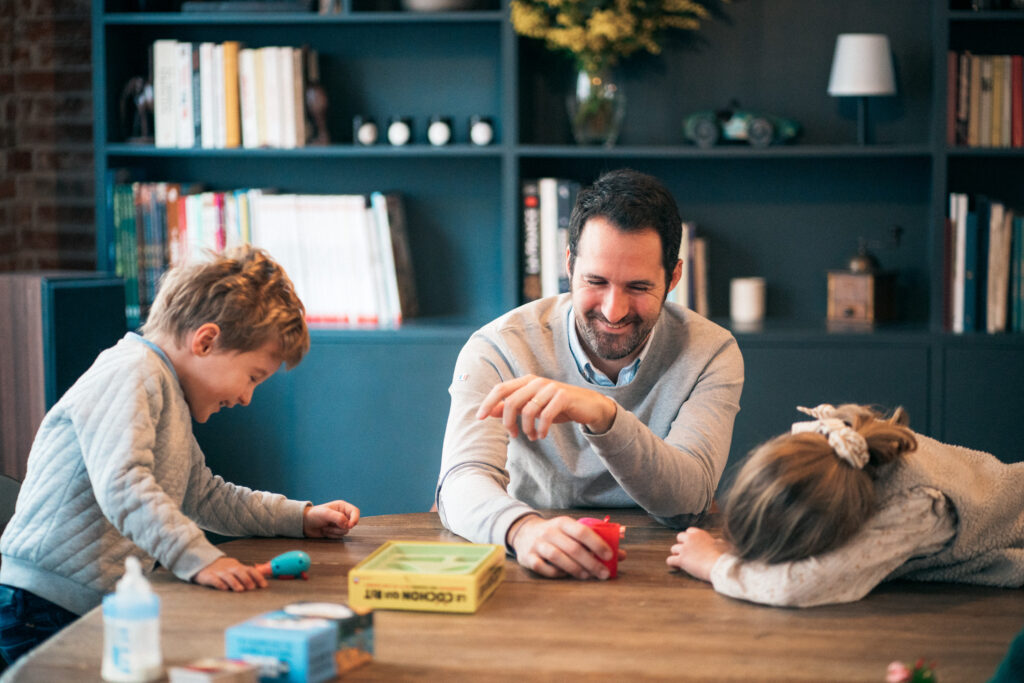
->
xmin=666 ymin=403 xmax=1024 ymax=607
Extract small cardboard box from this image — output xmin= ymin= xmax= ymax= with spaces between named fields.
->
xmin=348 ymin=541 xmax=504 ymax=614
xmin=225 ymin=611 xmax=336 ymax=683
xmin=168 ymin=658 xmax=259 ymax=683
xmin=283 ymin=602 xmax=373 ymax=675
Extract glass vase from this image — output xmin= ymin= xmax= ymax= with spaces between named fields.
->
xmin=567 ymin=68 xmax=625 ymax=147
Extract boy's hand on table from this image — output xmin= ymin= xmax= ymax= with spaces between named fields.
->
xmin=194 ymin=557 xmax=268 ymax=591
xmin=508 ymin=515 xmax=625 ymax=580
xmin=303 ymin=500 xmax=360 ymax=539
xmin=666 ymin=527 xmax=729 ymax=583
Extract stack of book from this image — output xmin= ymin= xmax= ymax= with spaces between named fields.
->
xmin=107 ymin=173 xmax=417 ymax=329
xmin=946 ymin=192 xmax=1024 ymax=333
xmin=665 ymin=221 xmax=709 ymax=317
xmin=152 ymin=39 xmax=316 ymax=150
xmin=947 ymin=51 xmax=1024 ymax=148
xmin=521 ymin=177 xmax=580 ymax=301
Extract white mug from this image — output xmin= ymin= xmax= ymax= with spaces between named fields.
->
xmin=730 ymin=277 xmax=766 ymax=324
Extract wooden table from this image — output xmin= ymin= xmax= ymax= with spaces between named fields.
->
xmin=5 ymin=509 xmax=1022 ymax=681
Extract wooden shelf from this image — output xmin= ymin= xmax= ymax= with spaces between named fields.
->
xmin=102 ymin=9 xmax=504 ymax=23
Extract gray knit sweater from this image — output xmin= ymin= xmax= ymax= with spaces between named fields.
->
xmin=436 ymin=294 xmax=744 ymax=547
xmin=883 ymin=434 xmax=1024 ymax=586
xmin=709 ymin=433 xmax=1024 ymax=607
xmin=0 ymin=334 xmax=309 ymax=615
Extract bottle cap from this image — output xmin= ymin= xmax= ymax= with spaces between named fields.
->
xmin=103 ymin=556 xmax=159 ymax=620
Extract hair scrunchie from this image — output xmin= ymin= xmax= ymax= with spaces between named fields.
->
xmin=791 ymin=404 xmax=869 ymax=469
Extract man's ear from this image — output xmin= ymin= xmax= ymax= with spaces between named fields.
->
xmin=667 ymin=259 xmax=683 ymax=294
xmin=190 ymin=323 xmax=221 ymax=357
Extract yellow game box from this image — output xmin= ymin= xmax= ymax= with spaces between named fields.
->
xmin=347 ymin=541 xmax=504 ymax=614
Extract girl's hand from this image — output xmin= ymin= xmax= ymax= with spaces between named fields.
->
xmin=194 ymin=556 xmax=268 ymax=591
xmin=665 ymin=527 xmax=729 ymax=583
xmin=303 ymin=500 xmax=361 ymax=539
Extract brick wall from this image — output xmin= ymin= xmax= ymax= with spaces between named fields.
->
xmin=0 ymin=0 xmax=94 ymax=271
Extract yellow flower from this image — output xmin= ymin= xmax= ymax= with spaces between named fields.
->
xmin=510 ymin=0 xmax=724 ymax=73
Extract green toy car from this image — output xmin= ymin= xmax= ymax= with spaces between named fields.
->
xmin=683 ymin=106 xmax=801 ymax=148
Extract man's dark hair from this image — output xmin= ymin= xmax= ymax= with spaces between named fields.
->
xmin=567 ymin=168 xmax=682 ymax=287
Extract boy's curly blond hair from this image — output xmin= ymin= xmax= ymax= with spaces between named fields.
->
xmin=141 ymin=246 xmax=309 ymax=368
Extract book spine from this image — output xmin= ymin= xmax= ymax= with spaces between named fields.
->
xmin=253 ymin=47 xmax=267 ymax=147
xmin=1013 ymin=55 xmax=1023 ymax=148
xmin=370 ymin=191 xmax=402 ymax=326
xmin=291 ymin=46 xmax=306 ymax=148
xmin=951 ymin=192 xmax=967 ymax=332
xmin=975 ymin=195 xmax=990 ymax=332
xmin=385 ymin=193 xmax=418 ymax=319
xmin=175 ymin=42 xmax=195 ymax=148
xmin=991 ymin=54 xmax=1004 ymax=147
xmin=968 ymin=54 xmax=982 ymax=147
xmin=1001 ymin=55 xmax=1012 ymax=148
xmin=956 ymin=51 xmax=970 ymax=146
xmin=555 ymin=179 xmax=579 ymax=295
xmin=521 ymin=179 xmax=541 ymax=302
xmin=538 ymin=178 xmax=560 ymax=298
xmin=281 ymin=46 xmax=297 ymax=149
xmin=238 ymin=48 xmax=259 ymax=149
xmin=692 ymin=236 xmax=708 ymax=317
xmin=152 ymin=40 xmax=178 ymax=148
xmin=985 ymin=201 xmax=1006 ymax=333
xmin=223 ymin=41 xmax=242 ymax=148
xmin=979 ymin=56 xmax=993 ymax=148
xmin=963 ymin=208 xmax=978 ymax=332
xmin=212 ymin=43 xmax=226 ymax=148
xmin=260 ymin=47 xmax=279 ymax=148
xmin=191 ymin=44 xmax=202 ymax=148
xmin=199 ymin=42 xmax=216 ymax=149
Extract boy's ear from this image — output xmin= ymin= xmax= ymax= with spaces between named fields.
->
xmin=191 ymin=323 xmax=221 ymax=357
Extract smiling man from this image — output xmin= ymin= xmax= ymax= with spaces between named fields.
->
xmin=435 ymin=168 xmax=744 ymax=580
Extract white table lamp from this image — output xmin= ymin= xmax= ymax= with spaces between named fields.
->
xmin=827 ymin=33 xmax=897 ymax=145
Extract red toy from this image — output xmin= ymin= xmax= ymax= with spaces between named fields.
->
xmin=578 ymin=516 xmax=625 ymax=578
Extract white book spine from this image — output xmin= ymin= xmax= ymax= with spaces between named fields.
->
xmin=260 ymin=47 xmax=281 ymax=148
xmin=371 ymin=192 xmax=402 ymax=326
xmin=952 ymin=192 xmax=968 ymax=333
xmin=199 ymin=42 xmax=216 ymax=149
xmin=278 ymin=46 xmax=297 ymax=149
xmin=538 ymin=178 xmax=560 ymax=298
xmin=362 ymin=196 xmax=391 ymax=325
xmin=152 ymin=40 xmax=179 ymax=148
xmin=213 ymin=43 xmax=227 ymax=148
xmin=175 ymin=42 xmax=195 ymax=149
xmin=325 ymin=195 xmax=353 ymax=324
xmin=238 ymin=48 xmax=259 ymax=149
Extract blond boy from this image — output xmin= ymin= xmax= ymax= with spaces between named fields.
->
xmin=0 ymin=246 xmax=359 ymax=664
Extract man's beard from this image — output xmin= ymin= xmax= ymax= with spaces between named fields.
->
xmin=576 ymin=308 xmax=656 ymax=361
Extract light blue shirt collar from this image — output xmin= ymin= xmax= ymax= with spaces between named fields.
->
xmin=566 ymin=306 xmax=650 ymax=387
xmin=127 ymin=332 xmax=179 ymax=382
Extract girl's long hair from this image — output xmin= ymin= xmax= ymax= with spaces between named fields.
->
xmin=724 ymin=404 xmax=917 ymax=564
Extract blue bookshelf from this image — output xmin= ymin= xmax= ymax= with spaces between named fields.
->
xmin=91 ymin=0 xmax=1024 ymax=516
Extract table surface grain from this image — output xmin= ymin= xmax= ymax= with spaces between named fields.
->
xmin=4 ymin=509 xmax=1021 ymax=682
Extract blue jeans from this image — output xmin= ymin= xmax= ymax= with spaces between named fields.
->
xmin=0 ymin=585 xmax=78 ymax=666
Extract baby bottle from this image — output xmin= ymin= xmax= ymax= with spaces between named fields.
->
xmin=101 ymin=555 xmax=162 ymax=682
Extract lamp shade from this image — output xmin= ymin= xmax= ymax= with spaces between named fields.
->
xmin=827 ymin=34 xmax=896 ymax=96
